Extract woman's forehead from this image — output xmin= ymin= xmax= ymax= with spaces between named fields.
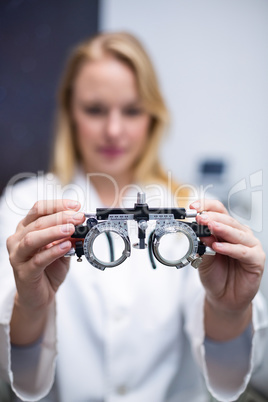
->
xmin=72 ymin=58 xmax=141 ymax=104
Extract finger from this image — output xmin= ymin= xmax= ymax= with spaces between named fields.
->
xmin=190 ymin=199 xmax=228 ymax=215
xmin=26 ymin=210 xmax=85 ymax=235
xmin=44 ymin=238 xmax=70 ymax=249
xmin=196 ymin=212 xmax=249 ymax=233
xmin=16 ymin=211 xmax=85 ymax=243
xmin=17 ymin=224 xmax=75 ymax=261
xmin=199 ymin=234 xmax=218 ymax=249
xmin=28 ymin=240 xmax=72 ymax=275
xmin=208 ymin=221 xmax=257 ymax=247
xmin=211 ymin=241 xmax=262 ymax=266
xmin=21 ymin=199 xmax=81 ymax=227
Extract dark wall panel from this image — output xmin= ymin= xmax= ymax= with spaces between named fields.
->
xmin=0 ymin=0 xmax=99 ymax=194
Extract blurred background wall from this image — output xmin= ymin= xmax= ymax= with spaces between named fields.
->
xmin=0 ymin=0 xmax=99 ymax=192
xmin=0 ymin=0 xmax=267 ymax=299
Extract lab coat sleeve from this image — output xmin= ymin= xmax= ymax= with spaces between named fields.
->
xmin=0 ymin=183 xmax=58 ymax=401
xmin=183 ymin=267 xmax=268 ymax=402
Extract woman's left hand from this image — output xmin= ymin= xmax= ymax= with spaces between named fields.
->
xmin=190 ymin=199 xmax=265 ymax=339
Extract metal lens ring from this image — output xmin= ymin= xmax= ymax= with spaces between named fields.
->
xmin=152 ymin=220 xmax=198 ymax=269
xmin=83 ymin=220 xmax=131 ymax=270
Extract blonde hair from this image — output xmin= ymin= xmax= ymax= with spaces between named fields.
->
xmin=51 ymin=31 xmax=188 ymax=202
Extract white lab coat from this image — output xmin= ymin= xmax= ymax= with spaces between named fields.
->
xmin=0 ymin=170 xmax=267 ymax=402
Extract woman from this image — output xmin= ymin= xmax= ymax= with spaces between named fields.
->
xmin=0 ymin=32 xmax=267 ymax=402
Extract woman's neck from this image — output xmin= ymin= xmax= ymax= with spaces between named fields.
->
xmin=86 ymin=170 xmax=134 ymax=207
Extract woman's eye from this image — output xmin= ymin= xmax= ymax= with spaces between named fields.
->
xmin=123 ymin=108 xmax=143 ymax=116
xmin=83 ymin=106 xmax=107 ymax=116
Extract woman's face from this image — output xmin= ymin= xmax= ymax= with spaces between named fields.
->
xmin=71 ymin=56 xmax=151 ymax=181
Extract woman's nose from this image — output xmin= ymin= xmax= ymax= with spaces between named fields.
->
xmin=105 ymin=110 xmax=124 ymax=138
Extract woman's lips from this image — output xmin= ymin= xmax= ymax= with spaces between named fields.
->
xmin=98 ymin=147 xmax=125 ymax=157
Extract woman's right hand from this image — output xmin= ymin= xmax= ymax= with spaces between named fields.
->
xmin=6 ymin=199 xmax=85 ymax=344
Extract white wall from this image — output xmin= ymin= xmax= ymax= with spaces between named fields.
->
xmin=100 ymin=0 xmax=268 ymax=298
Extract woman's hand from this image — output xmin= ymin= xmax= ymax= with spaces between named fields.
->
xmin=7 ymin=199 xmax=85 ymax=344
xmin=190 ymin=199 xmax=265 ymax=340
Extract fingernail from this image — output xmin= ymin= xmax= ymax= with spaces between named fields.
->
xmin=213 ymin=221 xmax=220 ymax=228
xmin=208 ymin=223 xmax=213 ymax=233
xmin=191 ymin=202 xmax=200 ymax=210
xmin=61 ymin=223 xmax=74 ymax=233
xmin=200 ymin=214 xmax=209 ymax=221
xmin=73 ymin=212 xmax=84 ymax=221
xmin=67 ymin=200 xmax=80 ymax=209
xmin=59 ymin=240 xmax=71 ymax=250
xmin=214 ymin=242 xmax=223 ymax=249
